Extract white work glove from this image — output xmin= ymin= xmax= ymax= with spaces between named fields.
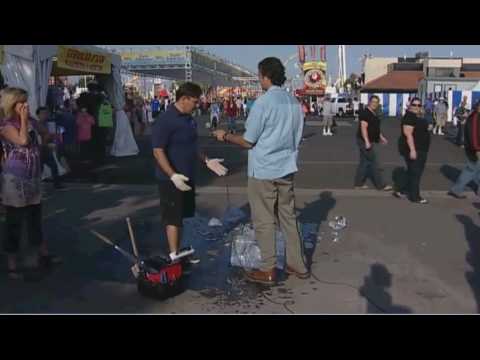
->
xmin=206 ymin=158 xmax=228 ymax=176
xmin=170 ymin=173 xmax=192 ymax=192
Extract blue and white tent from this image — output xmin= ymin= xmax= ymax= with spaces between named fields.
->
xmin=448 ymin=90 xmax=480 ymax=124
xmin=361 ymin=93 xmax=417 ymax=118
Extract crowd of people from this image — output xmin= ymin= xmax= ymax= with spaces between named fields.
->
xmin=422 ymin=95 xmax=468 ymax=147
xmin=1 ymin=56 xmax=480 ymax=288
xmin=124 ymin=87 xmax=157 ymax=137
xmin=150 ymin=57 xmax=480 ymax=286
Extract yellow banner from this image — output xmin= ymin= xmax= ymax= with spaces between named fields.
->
xmin=0 ymin=45 xmax=4 ymax=65
xmin=120 ymin=50 xmax=186 ymax=61
xmin=303 ymin=61 xmax=327 ymax=72
xmin=57 ymin=45 xmax=111 ymax=74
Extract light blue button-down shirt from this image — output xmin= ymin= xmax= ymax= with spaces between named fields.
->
xmin=243 ymin=86 xmax=304 ymax=180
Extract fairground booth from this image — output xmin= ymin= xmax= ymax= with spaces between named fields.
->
xmin=0 ymin=45 xmax=138 ymax=157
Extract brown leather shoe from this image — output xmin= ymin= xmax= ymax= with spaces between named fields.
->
xmin=285 ymin=265 xmax=310 ymax=279
xmin=244 ymin=269 xmax=276 ymax=285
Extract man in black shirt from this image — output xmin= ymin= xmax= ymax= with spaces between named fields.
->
xmin=354 ymin=95 xmax=392 ymax=191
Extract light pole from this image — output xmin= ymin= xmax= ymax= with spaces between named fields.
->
xmin=283 ymin=52 xmax=301 ymax=93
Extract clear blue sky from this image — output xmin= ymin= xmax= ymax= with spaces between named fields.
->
xmin=112 ymin=45 xmax=480 ymax=79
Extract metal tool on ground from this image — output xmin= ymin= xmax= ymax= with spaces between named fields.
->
xmin=126 ymin=217 xmax=140 ymax=277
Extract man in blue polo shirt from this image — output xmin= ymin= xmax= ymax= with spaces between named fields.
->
xmin=152 ymin=82 xmax=228 ymax=263
xmin=213 ymin=57 xmax=309 ymax=285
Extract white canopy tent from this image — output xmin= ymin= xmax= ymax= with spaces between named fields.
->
xmin=0 ymin=45 xmax=139 ymax=157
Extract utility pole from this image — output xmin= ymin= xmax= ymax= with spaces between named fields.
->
xmin=185 ymin=45 xmax=192 ymax=82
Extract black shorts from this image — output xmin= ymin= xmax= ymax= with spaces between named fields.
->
xmin=158 ymin=181 xmax=195 ymax=227
xmin=211 ymin=116 xmax=218 ymax=128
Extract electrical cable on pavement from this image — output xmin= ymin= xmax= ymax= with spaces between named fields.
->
xmin=261 ymin=292 xmax=295 ymax=314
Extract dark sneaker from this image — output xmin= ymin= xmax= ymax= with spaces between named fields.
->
xmin=447 ymin=191 xmax=466 ymax=199
xmin=354 ymin=185 xmax=369 ymax=190
xmin=39 ymin=255 xmax=63 ymax=270
xmin=393 ymin=191 xmax=407 ymax=199
xmin=412 ymin=198 xmax=428 ymax=205
xmin=181 ymin=256 xmax=201 ymax=275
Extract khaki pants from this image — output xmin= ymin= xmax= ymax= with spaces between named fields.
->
xmin=323 ymin=116 xmax=333 ymax=127
xmin=435 ymin=113 xmax=447 ymax=127
xmin=247 ymin=175 xmax=307 ymax=272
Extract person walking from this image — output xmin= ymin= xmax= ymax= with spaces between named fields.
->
xmin=394 ymin=98 xmax=431 ymax=204
xmin=210 ymin=101 xmax=221 ymax=130
xmin=454 ymin=96 xmax=470 ymax=147
xmin=354 ymin=95 xmax=392 ymax=191
xmin=226 ymin=97 xmax=237 ymax=134
xmin=36 ymin=107 xmax=65 ymax=189
xmin=0 ymin=87 xmax=61 ymax=280
xmin=322 ymin=96 xmax=334 ymax=136
xmin=424 ymin=95 xmax=434 ymax=131
xmin=76 ymin=107 xmax=95 ymax=161
xmin=213 ymin=57 xmax=309 ymax=285
xmin=236 ymin=97 xmax=242 ymax=118
xmin=433 ymin=98 xmax=448 ymax=135
xmin=448 ymin=101 xmax=480 ymax=199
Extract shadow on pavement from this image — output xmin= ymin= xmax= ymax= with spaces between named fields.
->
xmin=302 ymin=132 xmax=317 ymax=140
xmin=358 ymin=263 xmax=413 ymax=314
xmin=456 ymin=214 xmax=480 ymax=313
xmin=298 ymin=191 xmax=336 ymax=269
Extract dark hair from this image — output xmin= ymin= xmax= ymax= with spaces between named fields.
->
xmin=410 ymin=97 xmax=422 ymax=105
xmin=36 ymin=106 xmax=49 ymax=116
xmin=258 ymin=57 xmax=286 ymax=86
xmin=176 ymin=82 xmax=202 ymax=101
xmin=369 ymin=95 xmax=380 ymax=103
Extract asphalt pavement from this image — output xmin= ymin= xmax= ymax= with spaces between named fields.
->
xmin=1 ymin=115 xmax=479 ymax=314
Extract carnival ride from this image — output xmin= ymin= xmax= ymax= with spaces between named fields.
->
xmin=293 ymin=45 xmax=348 ymax=99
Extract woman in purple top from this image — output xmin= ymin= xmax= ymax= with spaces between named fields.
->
xmin=0 ymin=87 xmax=60 ymax=280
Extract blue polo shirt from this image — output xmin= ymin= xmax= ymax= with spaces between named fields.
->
xmin=151 ymin=99 xmax=160 ymax=113
xmin=152 ymin=105 xmax=198 ymax=182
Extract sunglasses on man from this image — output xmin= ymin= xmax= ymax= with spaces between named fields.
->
xmin=411 ymin=103 xmax=422 ymax=107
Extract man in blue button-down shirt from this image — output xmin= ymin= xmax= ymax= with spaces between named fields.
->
xmin=213 ymin=57 xmax=309 ymax=285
